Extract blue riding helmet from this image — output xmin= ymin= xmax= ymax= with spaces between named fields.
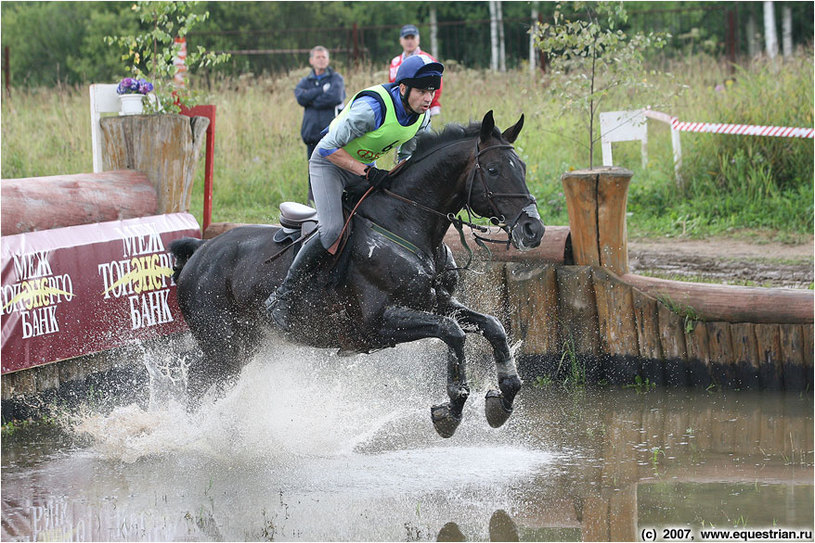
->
xmin=394 ymin=55 xmax=444 ymax=91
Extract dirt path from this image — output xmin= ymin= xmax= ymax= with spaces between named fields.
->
xmin=628 ymin=235 xmax=814 ymax=289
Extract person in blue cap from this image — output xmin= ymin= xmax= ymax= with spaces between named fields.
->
xmin=265 ymin=55 xmax=444 ymax=332
xmin=388 ymin=24 xmax=442 ymax=117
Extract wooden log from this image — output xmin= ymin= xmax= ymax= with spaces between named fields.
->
xmin=204 ymin=221 xmax=248 ymax=239
xmin=100 ymin=114 xmax=209 ymax=215
xmin=633 ymin=290 xmax=664 ymax=385
xmin=561 ymin=166 xmax=633 ymax=274
xmin=731 ymin=323 xmax=760 ymax=389
xmin=592 ymin=268 xmax=638 ymax=384
xmin=707 ymin=322 xmax=736 ymax=388
xmin=622 ymin=273 xmax=812 ymax=325
xmin=443 ymin=225 xmax=572 ymax=264
xmin=779 ymin=324 xmax=805 ymax=391
xmin=755 ymin=324 xmax=783 ymax=389
xmin=684 ymin=322 xmax=712 ymax=388
xmin=506 ymin=262 xmax=559 ymax=355
xmin=803 ymin=325 xmax=813 ymax=391
xmin=657 ymin=302 xmax=689 ymax=386
xmin=1 ymin=170 xmax=157 ymax=235
xmin=557 ymin=266 xmax=601 ymax=381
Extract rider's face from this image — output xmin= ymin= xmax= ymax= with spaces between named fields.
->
xmin=400 ymin=84 xmax=434 ymax=114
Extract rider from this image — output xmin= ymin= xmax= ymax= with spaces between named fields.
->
xmin=265 ymin=55 xmax=445 ymax=331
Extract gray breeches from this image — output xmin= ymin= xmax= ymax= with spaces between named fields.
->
xmin=308 ymin=153 xmax=366 ymax=250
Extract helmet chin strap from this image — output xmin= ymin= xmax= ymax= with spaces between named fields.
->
xmin=400 ymin=85 xmax=418 ymax=114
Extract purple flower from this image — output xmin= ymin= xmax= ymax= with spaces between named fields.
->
xmin=117 ymin=77 xmax=153 ymax=95
xmin=138 ymin=80 xmax=154 ymax=94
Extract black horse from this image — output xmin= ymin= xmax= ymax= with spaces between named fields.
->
xmin=170 ymin=111 xmax=545 ymax=437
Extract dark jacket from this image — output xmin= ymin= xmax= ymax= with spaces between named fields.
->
xmin=294 ymin=67 xmax=345 ymax=145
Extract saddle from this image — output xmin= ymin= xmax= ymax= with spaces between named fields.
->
xmin=269 ymin=200 xmax=353 ymax=285
xmin=272 ymin=201 xmax=318 ymax=245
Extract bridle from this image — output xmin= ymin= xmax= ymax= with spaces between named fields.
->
xmin=461 ymin=140 xmax=538 ymax=245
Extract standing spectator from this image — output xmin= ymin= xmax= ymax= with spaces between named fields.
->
xmin=295 ymin=45 xmax=345 ymax=203
xmin=388 ymin=24 xmax=442 ymax=117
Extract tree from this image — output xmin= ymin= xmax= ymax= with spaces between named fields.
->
xmin=533 ymin=1 xmax=668 ymax=168
xmin=763 ymin=1 xmax=778 ymax=59
xmin=105 ymin=1 xmax=230 ymax=112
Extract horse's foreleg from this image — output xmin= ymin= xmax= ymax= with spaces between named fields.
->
xmin=439 ymin=298 xmax=521 ymax=429
xmin=376 ymin=306 xmax=469 ymax=438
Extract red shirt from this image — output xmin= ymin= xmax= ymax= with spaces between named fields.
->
xmin=388 ymin=48 xmax=442 ymax=115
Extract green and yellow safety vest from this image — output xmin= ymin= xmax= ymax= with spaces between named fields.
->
xmin=330 ymin=84 xmax=426 ymax=163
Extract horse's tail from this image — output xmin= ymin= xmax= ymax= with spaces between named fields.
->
xmin=169 ymin=237 xmax=206 ymax=283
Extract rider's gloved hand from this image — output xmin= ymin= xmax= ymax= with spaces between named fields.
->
xmin=363 ymin=166 xmax=391 ymax=190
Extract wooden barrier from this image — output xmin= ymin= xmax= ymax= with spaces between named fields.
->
xmin=1 ymin=115 xmax=208 ymax=406
xmin=1 ymin=170 xmax=157 ymax=235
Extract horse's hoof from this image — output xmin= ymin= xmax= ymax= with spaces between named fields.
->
xmin=431 ymin=403 xmax=462 ymax=438
xmin=485 ymin=389 xmax=513 ymax=428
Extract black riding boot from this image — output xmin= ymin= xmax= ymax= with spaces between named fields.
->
xmin=264 ymin=233 xmax=328 ymax=332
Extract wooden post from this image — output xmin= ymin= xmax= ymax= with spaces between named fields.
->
xmin=506 ymin=262 xmax=559 ymax=355
xmin=657 ymin=302 xmax=689 ymax=386
xmin=557 ymin=266 xmax=601 ymax=381
xmin=592 ymin=268 xmax=639 ymax=384
xmin=562 ymin=166 xmax=633 ymax=275
xmin=100 ymin=114 xmax=209 ymax=215
xmin=633 ymin=290 xmax=664 ymax=385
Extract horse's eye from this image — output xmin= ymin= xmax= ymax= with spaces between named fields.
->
xmin=487 ymin=166 xmax=498 ymax=176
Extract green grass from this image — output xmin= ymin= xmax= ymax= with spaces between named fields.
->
xmin=2 ymin=52 xmax=812 ymax=239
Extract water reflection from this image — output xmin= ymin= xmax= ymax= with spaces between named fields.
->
xmin=438 ymin=510 xmax=519 ymax=541
xmin=1 ymin=344 xmax=812 ymax=542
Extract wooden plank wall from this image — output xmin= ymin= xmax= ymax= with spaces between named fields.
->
xmin=455 ymin=262 xmax=813 ymax=391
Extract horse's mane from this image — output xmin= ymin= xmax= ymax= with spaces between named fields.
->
xmin=411 ymin=120 xmax=502 ymax=158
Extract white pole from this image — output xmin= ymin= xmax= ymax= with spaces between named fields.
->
xmin=763 ymin=1 xmax=778 ymax=59
xmin=497 ymin=0 xmax=506 ymax=72
xmin=489 ymin=0 xmax=498 ymax=71
xmin=429 ymin=7 xmax=439 ymax=59
xmin=782 ymin=6 xmax=792 ymax=58
xmin=529 ymin=5 xmax=538 ymax=76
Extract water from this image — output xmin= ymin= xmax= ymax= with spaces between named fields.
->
xmin=2 ymin=338 xmax=813 ymax=541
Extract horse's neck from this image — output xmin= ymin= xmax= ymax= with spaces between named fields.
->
xmin=389 ymin=139 xmax=474 ymax=248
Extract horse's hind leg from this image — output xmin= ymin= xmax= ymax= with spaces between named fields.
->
xmin=376 ymin=306 xmax=470 ymax=438
xmin=440 ymin=298 xmax=521 ymax=429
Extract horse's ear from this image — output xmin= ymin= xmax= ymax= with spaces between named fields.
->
xmin=480 ymin=110 xmax=495 ymax=142
xmin=502 ymin=114 xmax=524 ymax=143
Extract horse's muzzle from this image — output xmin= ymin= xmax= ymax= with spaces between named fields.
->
xmin=510 ymin=204 xmax=545 ymax=251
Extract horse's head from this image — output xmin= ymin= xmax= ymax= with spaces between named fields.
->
xmin=465 ymin=111 xmax=545 ymax=251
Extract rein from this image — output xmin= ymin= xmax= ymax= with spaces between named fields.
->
xmin=383 ymin=138 xmax=536 ymax=267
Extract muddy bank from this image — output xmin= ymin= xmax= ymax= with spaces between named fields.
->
xmin=629 ymin=237 xmax=814 ymax=289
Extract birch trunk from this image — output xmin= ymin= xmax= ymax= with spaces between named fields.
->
xmin=763 ymin=1 xmax=778 ymax=59
xmin=747 ymin=15 xmax=758 ymax=58
xmin=489 ymin=0 xmax=499 ymax=71
xmin=529 ymin=5 xmax=538 ymax=75
xmin=429 ymin=7 xmax=439 ymax=59
xmin=782 ymin=6 xmax=792 ymax=57
xmin=497 ymin=0 xmax=506 ymax=72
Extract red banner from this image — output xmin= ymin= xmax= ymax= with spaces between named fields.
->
xmin=1 ymin=213 xmax=201 ymax=374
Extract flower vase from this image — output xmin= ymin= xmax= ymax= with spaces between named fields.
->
xmin=119 ymin=94 xmax=144 ymax=116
